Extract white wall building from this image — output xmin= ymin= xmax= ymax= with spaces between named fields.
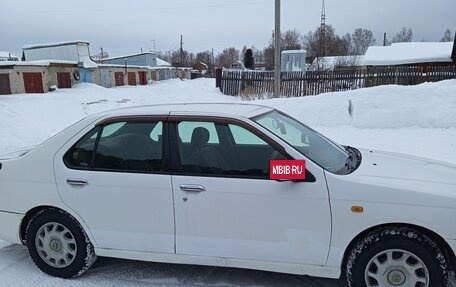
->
xmin=281 ymin=50 xmax=306 ymax=72
xmin=22 ymin=40 xmax=97 ymax=68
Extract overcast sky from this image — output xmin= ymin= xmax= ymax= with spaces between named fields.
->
xmin=0 ymin=0 xmax=454 ymax=57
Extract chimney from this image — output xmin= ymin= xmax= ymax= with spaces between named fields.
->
xmin=452 ymin=32 xmax=456 ymax=63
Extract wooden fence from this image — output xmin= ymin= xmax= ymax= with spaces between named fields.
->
xmin=220 ymin=65 xmax=456 ymax=97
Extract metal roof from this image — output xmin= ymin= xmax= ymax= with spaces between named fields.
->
xmin=22 ymin=40 xmax=90 ymax=50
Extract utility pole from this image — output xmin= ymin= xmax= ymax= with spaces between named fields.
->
xmin=316 ymin=0 xmax=326 ymax=71
xmin=452 ymin=32 xmax=456 ymax=63
xmin=212 ymin=48 xmax=215 ymax=77
xmin=180 ymin=35 xmax=184 ymax=67
xmin=273 ymin=0 xmax=281 ymax=98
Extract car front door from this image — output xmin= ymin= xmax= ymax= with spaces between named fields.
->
xmin=54 ymin=118 xmax=175 ymax=253
xmin=170 ymin=116 xmax=331 ymax=265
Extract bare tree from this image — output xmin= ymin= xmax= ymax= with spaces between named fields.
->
xmin=441 ymin=29 xmax=453 ymax=42
xmin=392 ymin=27 xmax=413 ymax=43
xmin=195 ymin=50 xmax=212 ymax=67
xmin=169 ymin=50 xmax=195 ymax=67
xmin=282 ymin=29 xmax=302 ymax=50
xmin=263 ymin=46 xmax=274 ymax=70
xmin=261 ymin=29 xmax=303 ymax=70
xmin=216 ymin=47 xmax=240 ymax=68
xmin=303 ymin=25 xmax=351 ymax=58
xmin=252 ymin=47 xmax=264 ymax=64
xmin=351 ymin=28 xmax=376 ymax=55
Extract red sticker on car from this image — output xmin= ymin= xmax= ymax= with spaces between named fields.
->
xmin=269 ymin=160 xmax=306 ymax=180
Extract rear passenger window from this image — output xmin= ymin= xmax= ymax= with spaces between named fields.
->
xmin=64 ymin=121 xmax=164 ymax=173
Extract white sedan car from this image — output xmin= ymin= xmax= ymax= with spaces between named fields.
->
xmin=1 ymin=103 xmax=456 ymax=287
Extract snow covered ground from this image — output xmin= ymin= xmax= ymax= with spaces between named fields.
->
xmin=1 ymin=78 xmax=455 ymax=286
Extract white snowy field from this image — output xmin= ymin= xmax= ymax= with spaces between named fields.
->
xmin=0 ymin=78 xmax=456 ymax=287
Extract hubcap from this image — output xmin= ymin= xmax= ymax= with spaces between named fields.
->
xmin=387 ymin=270 xmax=406 ymax=285
xmin=365 ymin=249 xmax=429 ymax=287
xmin=35 ymin=222 xmax=77 ymax=268
xmin=50 ymin=239 xmax=62 ymax=252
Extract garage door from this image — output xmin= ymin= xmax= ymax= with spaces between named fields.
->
xmin=57 ymin=72 xmax=71 ymax=88
xmin=139 ymin=71 xmax=147 ymax=85
xmin=115 ymin=72 xmax=124 ymax=86
xmin=0 ymin=74 xmax=11 ymax=95
xmin=128 ymin=72 xmax=136 ymax=86
xmin=23 ymin=72 xmax=44 ymax=93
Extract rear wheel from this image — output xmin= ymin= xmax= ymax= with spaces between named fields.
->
xmin=346 ymin=227 xmax=448 ymax=287
xmin=26 ymin=208 xmax=97 ymax=278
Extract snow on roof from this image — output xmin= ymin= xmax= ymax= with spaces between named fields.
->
xmin=0 ymin=60 xmax=78 ymax=67
xmin=97 ymin=63 xmax=150 ymax=69
xmin=363 ymin=42 xmax=454 ymax=66
xmin=0 ymin=51 xmax=17 ymax=58
xmin=22 ymin=40 xmax=90 ymax=50
xmin=157 ymin=57 xmax=171 ymax=67
xmin=103 ymin=52 xmax=157 ymax=61
xmin=281 ymin=49 xmax=307 ymax=54
xmin=199 ymin=62 xmax=208 ymax=69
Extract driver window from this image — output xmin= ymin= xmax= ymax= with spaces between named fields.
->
xmin=176 ymin=121 xmax=286 ymax=178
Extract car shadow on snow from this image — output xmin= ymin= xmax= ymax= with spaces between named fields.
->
xmin=0 ymin=243 xmax=343 ymax=287
xmin=3 ymin=245 xmax=456 ymax=287
xmin=87 ymin=256 xmax=344 ymax=287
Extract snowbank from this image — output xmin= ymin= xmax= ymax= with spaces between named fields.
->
xmin=260 ymin=79 xmax=456 ymax=129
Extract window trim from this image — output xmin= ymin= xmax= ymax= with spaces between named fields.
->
xmin=168 ymin=115 xmax=317 ymax=181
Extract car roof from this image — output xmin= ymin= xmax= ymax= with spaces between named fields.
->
xmin=99 ymin=103 xmax=274 ymax=119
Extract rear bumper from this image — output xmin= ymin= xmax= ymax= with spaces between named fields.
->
xmin=0 ymin=210 xmax=24 ymax=245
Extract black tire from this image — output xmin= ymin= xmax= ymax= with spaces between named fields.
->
xmin=26 ymin=208 xmax=97 ymax=278
xmin=346 ymin=227 xmax=448 ymax=287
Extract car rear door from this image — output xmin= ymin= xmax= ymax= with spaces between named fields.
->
xmin=170 ymin=115 xmax=331 ymax=265
xmin=54 ymin=117 xmax=175 ymax=253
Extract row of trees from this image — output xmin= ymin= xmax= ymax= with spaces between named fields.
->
xmin=155 ymin=27 xmax=453 ymax=71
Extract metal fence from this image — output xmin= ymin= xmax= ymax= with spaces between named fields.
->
xmin=220 ymin=65 xmax=456 ymax=97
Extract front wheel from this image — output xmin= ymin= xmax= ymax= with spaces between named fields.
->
xmin=346 ymin=227 xmax=448 ymax=287
xmin=26 ymin=208 xmax=97 ymax=278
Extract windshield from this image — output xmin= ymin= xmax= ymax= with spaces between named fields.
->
xmin=253 ymin=110 xmax=351 ymax=174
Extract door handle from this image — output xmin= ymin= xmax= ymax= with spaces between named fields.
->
xmin=67 ymin=179 xmax=88 ymax=186
xmin=180 ymin=184 xmax=205 ymax=193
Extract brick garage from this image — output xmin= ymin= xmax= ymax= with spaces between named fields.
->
xmin=0 ymin=61 xmax=80 ymax=94
xmin=98 ymin=65 xmax=151 ymax=88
